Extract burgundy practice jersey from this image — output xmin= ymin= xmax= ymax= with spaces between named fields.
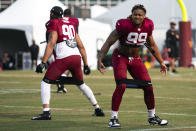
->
xmin=63 ymin=17 xmax=79 ymax=27
xmin=116 ymin=18 xmax=154 ymax=46
xmin=45 ymin=18 xmax=80 ymax=59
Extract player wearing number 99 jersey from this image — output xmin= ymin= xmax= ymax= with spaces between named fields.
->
xmin=32 ymin=6 xmax=104 ymax=120
xmin=116 ymin=17 xmax=153 ymax=46
xmin=98 ymin=4 xmax=168 ymax=128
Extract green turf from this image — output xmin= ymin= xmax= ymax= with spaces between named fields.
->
xmin=0 ymin=68 xmax=196 ymax=131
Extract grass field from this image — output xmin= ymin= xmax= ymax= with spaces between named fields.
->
xmin=0 ymin=68 xmax=196 ymax=131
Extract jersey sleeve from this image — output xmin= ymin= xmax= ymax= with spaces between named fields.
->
xmin=46 ymin=20 xmax=58 ymax=32
xmin=75 ymin=18 xmax=79 ymax=27
xmin=148 ymin=19 xmax=154 ymax=36
xmin=116 ymin=19 xmax=126 ymax=34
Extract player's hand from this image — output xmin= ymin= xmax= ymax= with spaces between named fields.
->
xmin=98 ymin=60 xmax=106 ymax=74
xmin=176 ymin=34 xmax=180 ymax=39
xmin=83 ymin=65 xmax=91 ymax=75
xmin=36 ymin=62 xmax=47 ymax=73
xmin=160 ymin=62 xmax=167 ymax=76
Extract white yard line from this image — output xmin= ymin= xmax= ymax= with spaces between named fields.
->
xmin=0 ymin=105 xmax=196 ymax=117
xmin=119 ymin=110 xmax=196 ymax=117
xmin=134 ymin=96 xmax=196 ymax=101
xmin=129 ymin=126 xmax=196 ymax=131
xmin=0 ymin=89 xmax=57 ymax=94
xmin=1 ymin=73 xmax=196 ymax=81
xmin=0 ymin=81 xmax=21 ymax=84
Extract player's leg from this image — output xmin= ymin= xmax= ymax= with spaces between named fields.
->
xmin=128 ymin=57 xmax=168 ymax=125
xmin=169 ymin=48 xmax=178 ymax=73
xmin=70 ymin=55 xmax=104 ymax=116
xmin=32 ymin=59 xmax=68 ymax=120
xmin=56 ymin=70 xmax=70 ymax=93
xmin=170 ymin=57 xmax=176 ymax=72
xmin=108 ymin=49 xmax=128 ymax=128
xmin=172 ymin=46 xmax=179 ymax=73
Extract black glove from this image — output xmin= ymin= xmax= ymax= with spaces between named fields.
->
xmin=35 ymin=62 xmax=47 ymax=73
xmin=83 ymin=65 xmax=91 ymax=75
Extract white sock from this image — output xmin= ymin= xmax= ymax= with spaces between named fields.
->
xmin=43 ymin=108 xmax=50 ymax=112
xmin=111 ymin=110 xmax=118 ymax=119
xmin=77 ymin=83 xmax=97 ymax=106
xmin=93 ymin=104 xmax=100 ymax=109
xmin=41 ymin=81 xmax=51 ymax=104
xmin=61 ymin=74 xmax=67 ymax=77
xmin=148 ymin=108 xmax=155 ymax=118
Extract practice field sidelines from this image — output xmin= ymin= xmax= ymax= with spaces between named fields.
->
xmin=134 ymin=96 xmax=196 ymax=101
xmin=0 ymin=104 xmax=196 ymax=117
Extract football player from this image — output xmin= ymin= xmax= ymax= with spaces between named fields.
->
xmin=32 ymin=6 xmax=104 ymax=120
xmin=98 ymin=4 xmax=168 ymax=128
xmin=56 ymin=8 xmax=80 ymax=93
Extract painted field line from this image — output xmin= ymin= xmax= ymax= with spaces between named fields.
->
xmin=119 ymin=110 xmax=196 ymax=117
xmin=0 ymin=105 xmax=196 ymax=117
xmin=128 ymin=126 xmax=196 ymax=131
xmin=0 ymin=89 xmax=57 ymax=94
xmin=1 ymin=73 xmax=196 ymax=81
xmin=0 ymin=81 xmax=21 ymax=84
xmin=134 ymin=96 xmax=196 ymax=101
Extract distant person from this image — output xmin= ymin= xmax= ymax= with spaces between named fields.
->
xmin=64 ymin=8 xmax=79 ymax=33
xmin=166 ymin=21 xmax=179 ymax=73
xmin=30 ymin=40 xmax=39 ymax=70
xmin=0 ymin=57 xmax=2 ymax=71
xmin=2 ymin=52 xmax=15 ymax=70
xmin=56 ymin=8 xmax=80 ymax=93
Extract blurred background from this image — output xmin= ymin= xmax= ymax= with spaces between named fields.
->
xmin=0 ymin=0 xmax=196 ymax=71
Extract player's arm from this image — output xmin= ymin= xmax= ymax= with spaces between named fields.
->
xmin=76 ymin=33 xmax=91 ymax=75
xmin=98 ymin=29 xmax=119 ymax=73
xmin=147 ymin=35 xmax=167 ymax=75
xmin=76 ymin=33 xmax=88 ymax=66
xmin=35 ymin=31 xmax=57 ymax=73
xmin=42 ymin=31 xmax=57 ymax=63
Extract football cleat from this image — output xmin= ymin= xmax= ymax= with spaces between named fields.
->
xmin=148 ymin=115 xmax=168 ymax=126
xmin=172 ymin=69 xmax=178 ymax=73
xmin=92 ymin=108 xmax=105 ymax=116
xmin=57 ymin=84 xmax=67 ymax=93
xmin=31 ymin=113 xmax=51 ymax=120
xmin=108 ymin=117 xmax=121 ymax=128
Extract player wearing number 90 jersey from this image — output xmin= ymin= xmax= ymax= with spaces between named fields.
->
xmin=45 ymin=17 xmax=80 ymax=59
xmin=31 ymin=6 xmax=105 ymax=120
